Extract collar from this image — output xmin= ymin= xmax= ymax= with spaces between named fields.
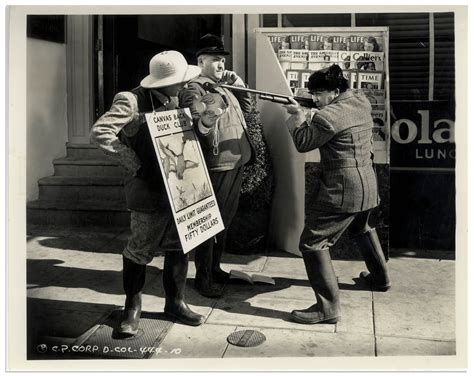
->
xmin=332 ymin=90 xmax=354 ymax=104
xmin=150 ymin=89 xmax=170 ymax=106
xmin=149 ymin=89 xmax=179 ymax=110
xmin=191 ymin=75 xmax=217 ymax=85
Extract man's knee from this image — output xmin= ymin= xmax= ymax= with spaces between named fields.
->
xmin=300 ymin=238 xmax=332 ymax=253
xmin=123 ymin=247 xmax=153 ymax=265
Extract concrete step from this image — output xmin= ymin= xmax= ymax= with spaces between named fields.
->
xmin=38 ymin=176 xmax=126 ymax=202
xmin=66 ymin=143 xmax=109 ymax=160
xmin=27 ymin=199 xmax=130 ymax=226
xmin=53 ymin=157 xmax=127 ymax=177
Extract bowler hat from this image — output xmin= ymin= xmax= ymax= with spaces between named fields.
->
xmin=140 ymin=50 xmax=201 ymax=89
xmin=195 ymin=34 xmax=230 ymax=57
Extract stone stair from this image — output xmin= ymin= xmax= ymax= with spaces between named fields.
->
xmin=27 ymin=143 xmax=130 ymax=227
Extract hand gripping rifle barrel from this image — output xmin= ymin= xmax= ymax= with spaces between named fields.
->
xmin=202 ymin=82 xmax=316 ymax=109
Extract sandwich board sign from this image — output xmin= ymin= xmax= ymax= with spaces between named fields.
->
xmin=146 ymin=108 xmax=224 ymax=253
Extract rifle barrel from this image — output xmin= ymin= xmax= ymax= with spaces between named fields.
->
xmin=216 ymin=83 xmax=315 ymax=108
xmin=218 ymin=83 xmax=290 ymax=99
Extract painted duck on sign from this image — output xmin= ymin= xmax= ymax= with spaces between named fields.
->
xmin=158 ymin=138 xmax=199 ymax=180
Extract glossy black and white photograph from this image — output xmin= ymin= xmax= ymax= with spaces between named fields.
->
xmin=6 ymin=3 xmax=468 ymax=373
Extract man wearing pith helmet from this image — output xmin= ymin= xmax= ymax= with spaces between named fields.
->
xmin=179 ymin=34 xmax=256 ymax=298
xmin=90 ymin=50 xmax=205 ymax=337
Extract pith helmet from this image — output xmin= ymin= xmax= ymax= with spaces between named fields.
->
xmin=140 ymin=50 xmax=201 ymax=88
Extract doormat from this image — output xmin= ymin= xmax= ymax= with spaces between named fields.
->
xmin=79 ymin=310 xmax=173 ymax=359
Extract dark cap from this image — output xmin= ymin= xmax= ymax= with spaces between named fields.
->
xmin=196 ymin=34 xmax=230 ymax=57
xmin=308 ymin=64 xmax=349 ymax=93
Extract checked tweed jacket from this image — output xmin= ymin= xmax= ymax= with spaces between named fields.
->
xmin=286 ymin=89 xmax=380 ymax=213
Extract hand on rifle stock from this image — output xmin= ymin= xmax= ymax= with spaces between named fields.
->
xmin=283 ymin=97 xmax=302 ymax=115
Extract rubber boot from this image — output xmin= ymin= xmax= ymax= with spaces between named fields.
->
xmin=119 ymin=256 xmax=146 ymax=337
xmin=194 ymin=241 xmax=223 ymax=298
xmin=290 ymin=250 xmax=341 ymax=324
xmin=163 ymin=251 xmax=205 ymax=326
xmin=356 ymin=228 xmax=391 ymax=291
xmin=212 ymin=234 xmax=230 ymax=284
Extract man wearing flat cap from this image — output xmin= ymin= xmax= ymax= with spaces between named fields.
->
xmin=91 ymin=51 xmax=206 ymax=337
xmin=179 ymin=34 xmax=256 ymax=298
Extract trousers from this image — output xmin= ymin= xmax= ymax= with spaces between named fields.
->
xmin=123 ymin=210 xmax=182 ymax=265
xmin=300 ymin=209 xmax=373 ymax=253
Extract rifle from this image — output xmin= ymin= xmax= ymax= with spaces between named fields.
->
xmin=202 ymin=82 xmax=316 ymax=108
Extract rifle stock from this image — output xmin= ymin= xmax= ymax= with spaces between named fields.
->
xmin=203 ymin=82 xmax=316 ymax=109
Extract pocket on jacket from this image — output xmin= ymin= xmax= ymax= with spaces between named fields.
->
xmin=319 ymin=174 xmax=344 ymax=208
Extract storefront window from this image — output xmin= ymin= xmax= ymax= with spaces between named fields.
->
xmin=282 ymin=13 xmax=351 ymax=27
xmin=356 ymin=13 xmax=430 ymax=101
xmin=262 ymin=14 xmax=278 ymax=27
xmin=434 ymin=12 xmax=455 ymax=101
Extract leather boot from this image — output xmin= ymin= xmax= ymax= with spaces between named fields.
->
xmin=290 ymin=250 xmax=341 ymax=324
xmin=212 ymin=234 xmax=230 ymax=284
xmin=356 ymin=228 xmax=391 ymax=291
xmin=119 ymin=256 xmax=146 ymax=337
xmin=163 ymin=251 xmax=205 ymax=326
xmin=194 ymin=241 xmax=223 ymax=298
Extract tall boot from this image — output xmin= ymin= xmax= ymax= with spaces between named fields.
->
xmin=290 ymin=250 xmax=341 ymax=324
xmin=194 ymin=241 xmax=223 ymax=298
xmin=163 ymin=251 xmax=205 ymax=326
xmin=119 ymin=256 xmax=146 ymax=337
xmin=212 ymin=233 xmax=230 ymax=284
xmin=355 ymin=228 xmax=391 ymax=291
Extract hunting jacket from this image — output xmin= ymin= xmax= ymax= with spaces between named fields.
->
xmin=287 ymin=89 xmax=380 ymax=213
xmin=90 ymin=86 xmax=175 ymax=211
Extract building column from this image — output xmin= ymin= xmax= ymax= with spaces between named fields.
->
xmin=66 ymin=15 xmax=94 ymax=144
xmin=246 ymin=15 xmax=260 ymax=88
xmin=231 ymin=14 xmax=246 ymax=81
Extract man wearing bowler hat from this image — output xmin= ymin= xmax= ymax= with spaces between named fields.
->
xmin=90 ymin=51 xmax=205 ymax=337
xmin=179 ymin=34 xmax=256 ymax=298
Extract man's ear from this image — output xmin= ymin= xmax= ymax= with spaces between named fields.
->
xmin=197 ymin=56 xmax=204 ymax=67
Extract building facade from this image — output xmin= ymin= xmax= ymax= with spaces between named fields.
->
xmin=25 ymin=11 xmax=456 ymax=251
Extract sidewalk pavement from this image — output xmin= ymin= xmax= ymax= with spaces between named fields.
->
xmin=26 ymin=225 xmax=456 ymax=361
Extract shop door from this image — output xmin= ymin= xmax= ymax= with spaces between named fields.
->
xmin=95 ymin=15 xmax=223 ymax=119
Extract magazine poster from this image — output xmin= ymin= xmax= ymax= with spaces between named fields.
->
xmin=301 ymin=71 xmax=312 ymax=88
xmin=357 ymin=51 xmax=385 ymax=71
xmin=145 ymin=108 xmax=224 ymax=253
xmin=321 ymin=35 xmax=333 ymax=50
xmin=277 ymin=48 xmax=292 ymax=71
xmin=357 ymin=71 xmax=384 ymax=90
xmin=371 ymin=109 xmax=388 ymax=150
xmin=340 ymin=51 xmax=385 ymax=70
xmin=308 ymin=34 xmax=325 ymax=50
xmin=359 ymin=88 xmax=386 ymax=107
xmin=268 ymin=34 xmax=288 ymax=53
xmin=308 ymin=50 xmax=340 ymax=70
xmin=331 ymin=35 xmax=348 ymax=51
xmin=290 ymin=49 xmax=309 ymax=69
xmin=286 ymin=70 xmax=300 ymax=93
xmin=347 ymin=34 xmax=366 ymax=51
xmin=343 ymin=70 xmax=358 ymax=89
xmin=290 ymin=34 xmax=308 ymax=50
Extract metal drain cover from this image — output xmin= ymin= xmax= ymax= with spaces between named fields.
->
xmin=227 ymin=330 xmax=266 ymax=347
xmin=80 ymin=310 xmax=173 ymax=359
